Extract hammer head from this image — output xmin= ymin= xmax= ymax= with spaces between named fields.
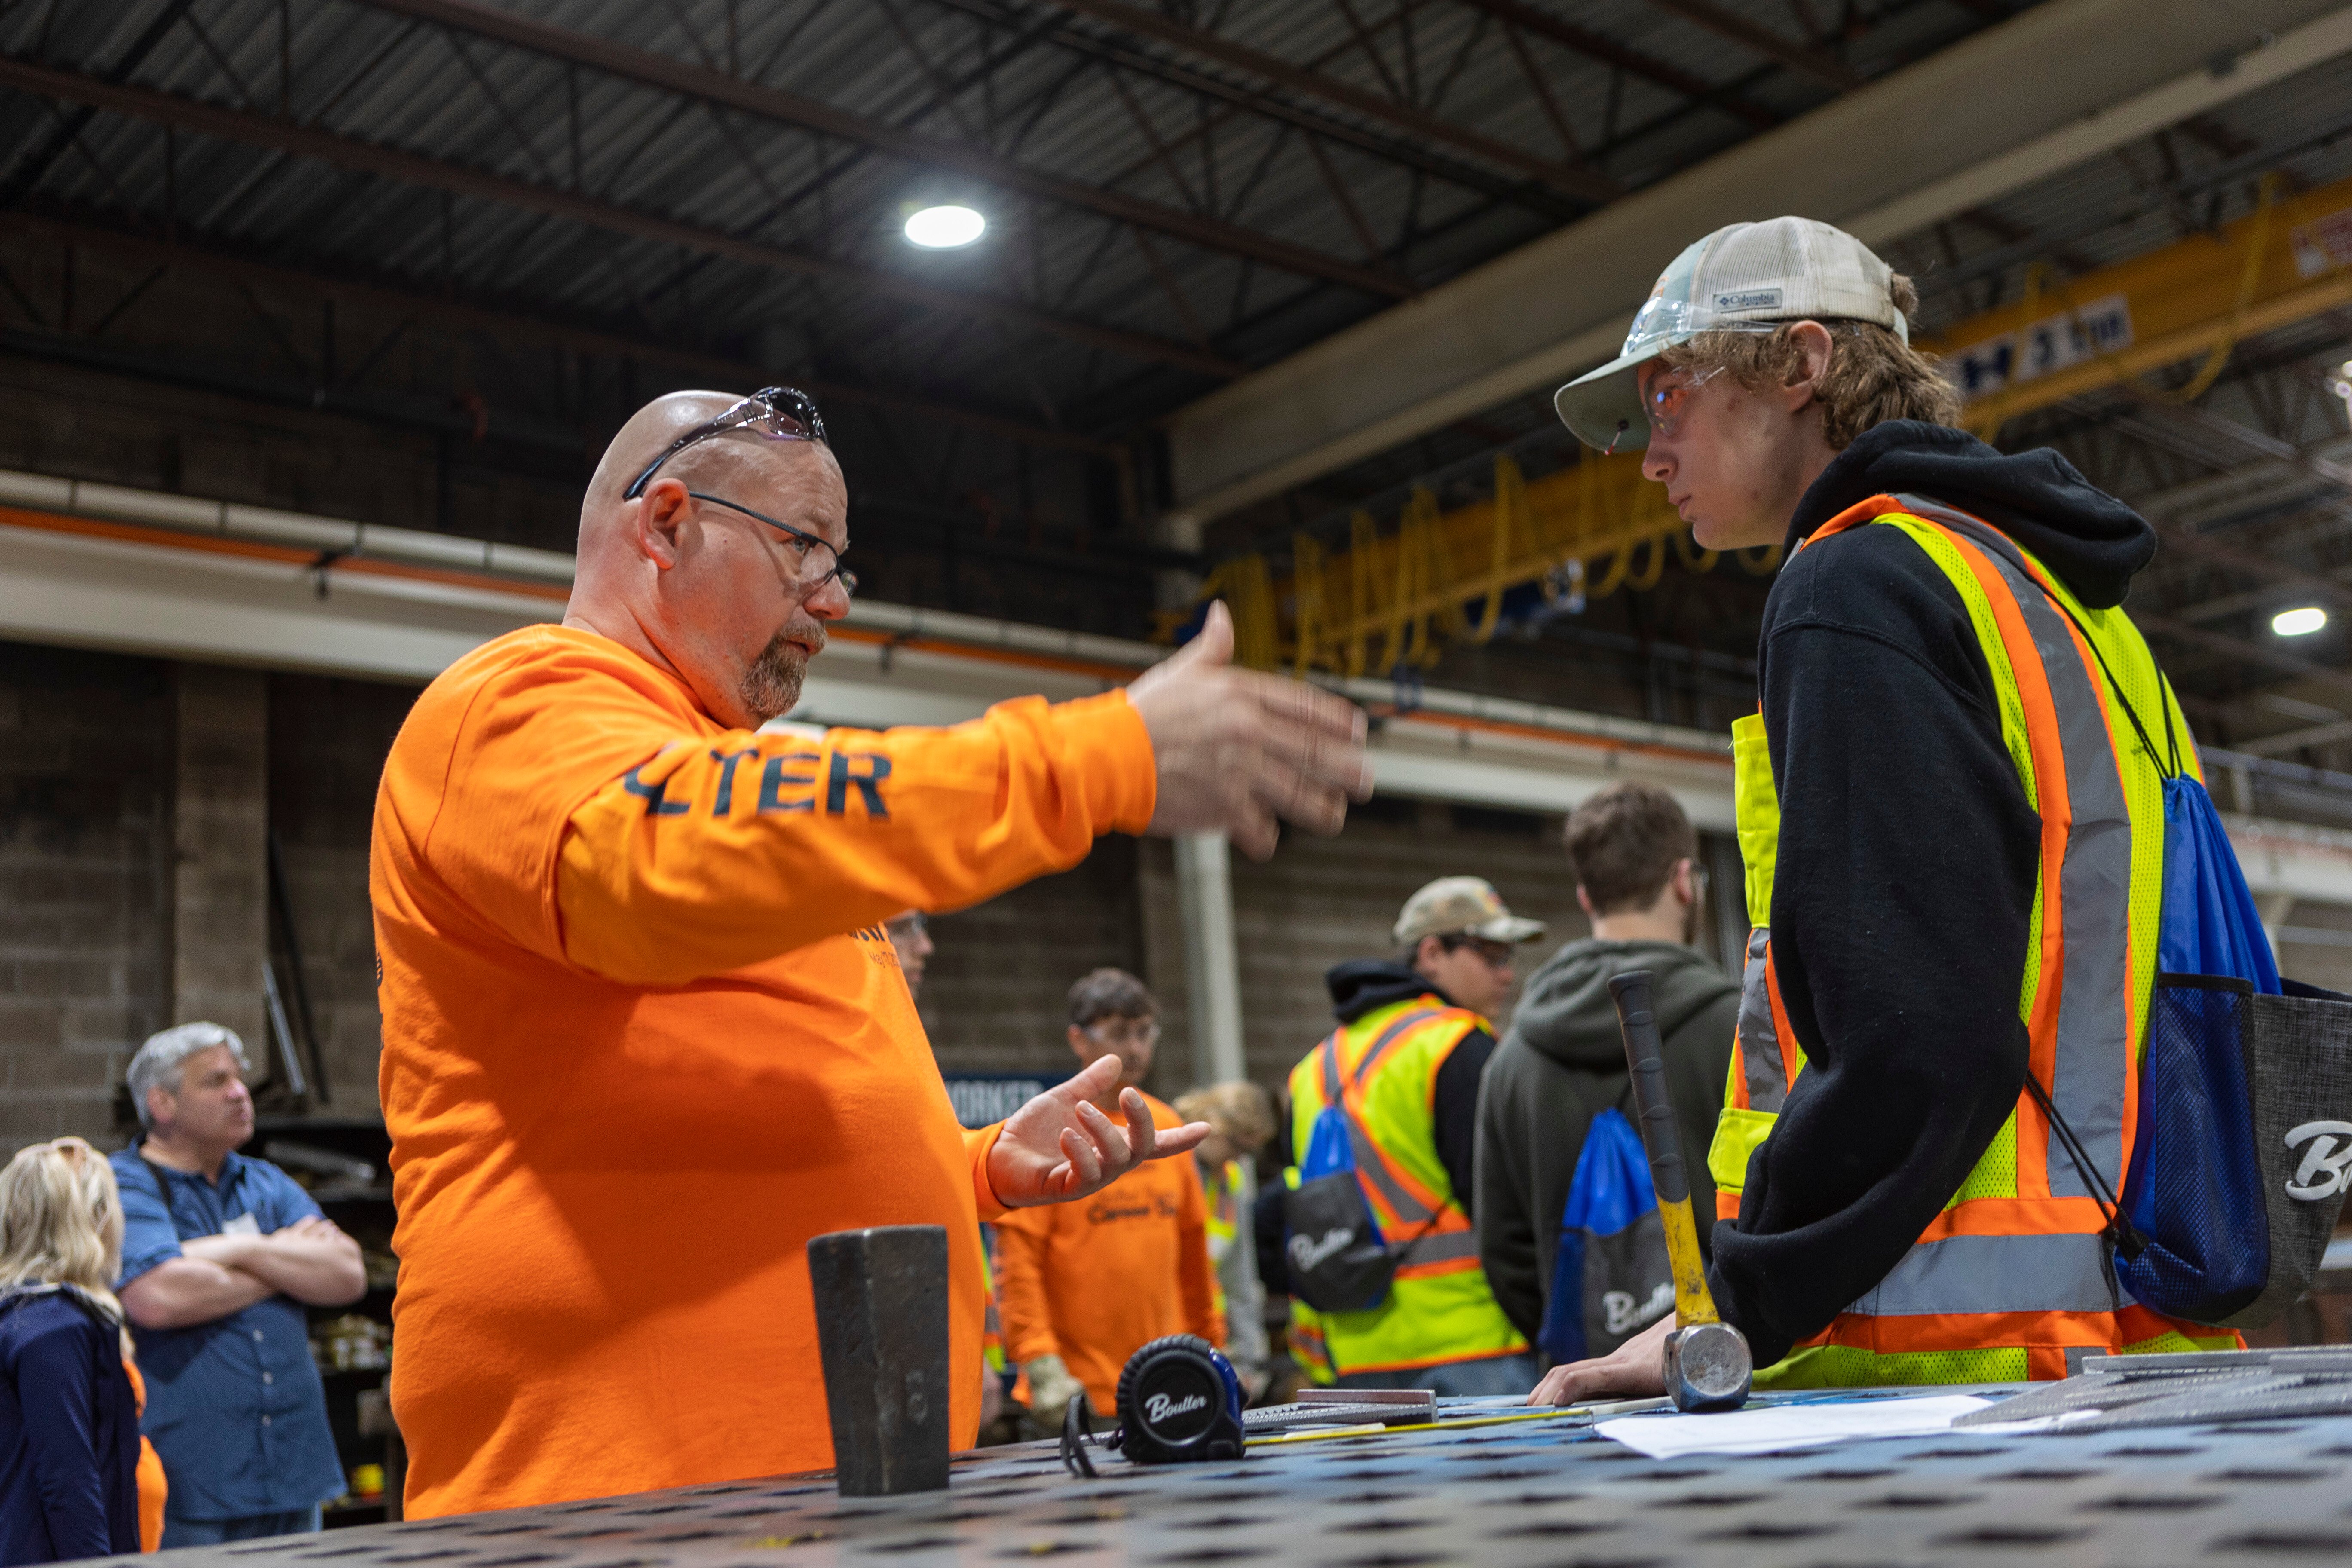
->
xmin=1663 ymin=1321 xmax=1753 ymax=1413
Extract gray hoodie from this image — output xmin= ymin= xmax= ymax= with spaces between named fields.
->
xmin=1473 ymin=939 xmax=1740 ymax=1349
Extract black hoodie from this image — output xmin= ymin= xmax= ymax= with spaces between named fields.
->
xmin=1475 ymin=939 xmax=1739 ymax=1347
xmin=1704 ymin=421 xmax=2160 ymax=1368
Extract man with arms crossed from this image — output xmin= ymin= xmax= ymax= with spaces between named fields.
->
xmin=374 ymin=389 xmax=1369 ymax=1514
xmin=1531 ymin=220 xmax=2232 ymax=1404
xmin=111 ymin=1024 xmax=364 ymax=1545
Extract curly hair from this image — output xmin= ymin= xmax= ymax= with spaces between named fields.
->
xmin=1173 ymin=1080 xmax=1277 ymax=1149
xmin=1657 ymin=273 xmax=1963 ymax=450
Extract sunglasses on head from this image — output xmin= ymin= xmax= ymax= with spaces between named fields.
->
xmin=623 ymin=386 xmax=827 ymax=501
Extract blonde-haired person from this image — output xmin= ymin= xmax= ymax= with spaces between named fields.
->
xmin=0 ymin=1137 xmax=157 ymax=1563
xmin=1536 ymin=217 xmax=2229 ymax=1404
xmin=1173 ymin=1082 xmax=1277 ymax=1394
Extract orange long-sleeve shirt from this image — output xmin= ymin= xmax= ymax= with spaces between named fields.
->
xmin=992 ymin=1095 xmax=1222 ymax=1415
xmin=371 ymin=624 xmax=1155 ymax=1517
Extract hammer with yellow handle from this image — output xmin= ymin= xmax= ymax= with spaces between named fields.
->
xmin=1608 ymin=969 xmax=1752 ymax=1413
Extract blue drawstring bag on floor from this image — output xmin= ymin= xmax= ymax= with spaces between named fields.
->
xmin=1540 ymin=1107 xmax=1672 ymax=1364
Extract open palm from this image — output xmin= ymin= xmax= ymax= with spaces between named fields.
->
xmin=986 ymin=1054 xmax=1210 ymax=1207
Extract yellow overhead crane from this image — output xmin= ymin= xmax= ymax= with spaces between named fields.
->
xmin=1200 ymin=171 xmax=2352 ymax=676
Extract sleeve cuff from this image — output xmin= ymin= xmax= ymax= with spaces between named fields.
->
xmin=966 ymin=1124 xmax=1010 ymax=1223
xmin=1049 ymin=691 xmax=1158 ymax=836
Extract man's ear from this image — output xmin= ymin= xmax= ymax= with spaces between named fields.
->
xmin=1066 ymin=1023 xmax=1092 ymax=1062
xmin=634 ymin=479 xmax=692 ymax=570
xmin=1575 ymin=886 xmax=1596 ymax=919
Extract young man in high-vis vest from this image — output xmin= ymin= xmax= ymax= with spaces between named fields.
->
xmin=1288 ymin=877 xmax=1543 ymax=1395
xmin=1532 ymin=217 xmax=2237 ymax=1405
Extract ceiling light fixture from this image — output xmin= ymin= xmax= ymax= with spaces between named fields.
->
xmin=2274 ymin=606 xmax=2328 ymax=637
xmin=904 ymin=205 xmax=985 ymax=249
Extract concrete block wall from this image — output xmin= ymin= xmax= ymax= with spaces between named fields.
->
xmin=1222 ymin=799 xmax=1593 ymax=1094
xmin=0 ymin=641 xmax=173 ymax=1158
xmin=918 ymin=838 xmax=1148 ymax=1081
xmin=173 ymin=665 xmax=269 ymax=1057
xmin=268 ymin=674 xmax=420 ymax=1121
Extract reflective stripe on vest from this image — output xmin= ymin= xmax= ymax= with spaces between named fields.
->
xmin=1704 ymin=493 xmax=2235 ymax=1379
xmin=1319 ymin=1011 xmax=1456 ymax=1235
xmin=1287 ymin=998 xmax=1528 ymax=1373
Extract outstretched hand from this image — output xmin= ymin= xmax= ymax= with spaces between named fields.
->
xmin=1128 ymin=600 xmax=1372 ymax=861
xmin=986 ymin=1054 xmax=1211 ymax=1207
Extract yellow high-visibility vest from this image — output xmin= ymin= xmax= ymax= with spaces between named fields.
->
xmin=1711 ymin=493 xmax=2238 ymax=1386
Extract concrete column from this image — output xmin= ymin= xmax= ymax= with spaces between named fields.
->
xmin=1173 ymin=831 xmax=1246 ymax=1085
xmin=173 ymin=665 xmax=270 ymax=1060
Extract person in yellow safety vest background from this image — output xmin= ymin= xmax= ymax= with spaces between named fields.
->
xmin=1173 ymin=1082 xmax=1278 ymax=1399
xmin=1285 ymin=878 xmax=1543 ymax=1395
xmin=1534 ymin=217 xmax=2239 ymax=1406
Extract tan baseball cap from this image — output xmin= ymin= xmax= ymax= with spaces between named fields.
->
xmin=1393 ymin=876 xmax=1546 ymax=947
xmin=1553 ymin=216 xmax=1911 ymax=453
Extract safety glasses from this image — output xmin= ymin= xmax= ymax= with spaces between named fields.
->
xmin=1637 ymin=363 xmax=1728 ymax=443
xmin=688 ymin=491 xmax=856 ymax=599
xmin=622 ymin=386 xmax=827 ymax=500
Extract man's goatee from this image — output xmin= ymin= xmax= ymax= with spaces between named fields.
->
xmin=741 ymin=632 xmax=808 ymax=723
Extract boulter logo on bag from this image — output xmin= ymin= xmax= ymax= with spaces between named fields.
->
xmin=1289 ymin=1226 xmax=1357 ymax=1273
xmin=2284 ymin=1121 xmax=2352 ymax=1201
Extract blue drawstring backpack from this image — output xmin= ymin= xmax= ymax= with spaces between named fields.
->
xmin=2027 ymin=636 xmax=2352 ymax=1329
xmin=1539 ymin=1107 xmax=1674 ymax=1364
xmin=1281 ymin=1014 xmax=1460 ymax=1314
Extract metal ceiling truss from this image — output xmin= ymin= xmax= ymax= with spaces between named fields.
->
xmin=0 ymin=52 xmax=1251 ymax=377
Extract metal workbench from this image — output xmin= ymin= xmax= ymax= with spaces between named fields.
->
xmin=110 ymin=1389 xmax=2352 ymax=1568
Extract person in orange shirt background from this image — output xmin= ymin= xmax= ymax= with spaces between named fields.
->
xmin=996 ymin=971 xmax=1221 ymax=1430
xmin=373 ymin=388 xmax=1371 ymax=1517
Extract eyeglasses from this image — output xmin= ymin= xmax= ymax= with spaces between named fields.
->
xmin=686 ymin=491 xmax=856 ymax=598
xmin=622 ymin=386 xmax=827 ymax=501
xmin=1086 ymin=1018 xmax=1162 ymax=1050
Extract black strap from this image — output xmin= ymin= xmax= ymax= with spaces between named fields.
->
xmin=134 ymin=1149 xmax=193 ymax=1243
xmin=2019 ymin=1072 xmax=2146 ymax=1259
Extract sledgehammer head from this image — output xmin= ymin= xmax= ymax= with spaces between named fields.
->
xmin=1664 ymin=1320 xmax=1753 ymax=1413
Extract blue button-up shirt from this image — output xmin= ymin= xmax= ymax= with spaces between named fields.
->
xmin=110 ymin=1149 xmax=347 ymax=1521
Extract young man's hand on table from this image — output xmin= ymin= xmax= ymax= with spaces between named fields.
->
xmin=1528 ymin=1314 xmax=1674 ymax=1406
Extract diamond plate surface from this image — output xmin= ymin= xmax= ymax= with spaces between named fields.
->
xmin=107 ymin=1388 xmax=2352 ymax=1568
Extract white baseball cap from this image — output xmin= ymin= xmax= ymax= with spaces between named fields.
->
xmin=1552 ymin=217 xmax=1911 ymax=453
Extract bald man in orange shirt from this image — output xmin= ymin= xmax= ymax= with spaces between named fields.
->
xmin=372 ymin=389 xmax=1369 ymax=1517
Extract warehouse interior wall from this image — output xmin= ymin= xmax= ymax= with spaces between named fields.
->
xmin=0 ymin=640 xmax=173 ymax=1155
xmin=16 ymin=640 xmax=2351 ymax=1165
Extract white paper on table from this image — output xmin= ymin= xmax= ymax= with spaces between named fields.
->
xmin=1594 ymin=1394 xmax=1995 ymax=1459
